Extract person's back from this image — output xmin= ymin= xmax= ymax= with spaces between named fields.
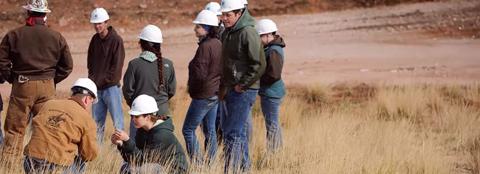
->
xmin=0 ymin=0 xmax=73 ymax=158
xmin=3 ymin=25 xmax=72 ymax=83
xmin=123 ymin=57 xmax=176 ymax=110
xmin=24 ymin=99 xmax=98 ymax=165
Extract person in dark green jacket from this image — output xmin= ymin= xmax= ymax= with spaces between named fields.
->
xmin=111 ymin=95 xmax=188 ymax=174
xmin=122 ymin=25 xmax=176 ymax=139
xmin=219 ymin=0 xmax=266 ymax=173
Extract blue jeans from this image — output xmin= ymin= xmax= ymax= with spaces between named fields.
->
xmin=260 ymin=96 xmax=283 ymax=152
xmin=222 ymin=89 xmax=258 ymax=173
xmin=182 ymin=96 xmax=219 ymax=164
xmin=93 ymin=86 xmax=125 ymax=142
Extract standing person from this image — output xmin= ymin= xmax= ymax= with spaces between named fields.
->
xmin=88 ymin=7 xmax=125 ymax=142
xmin=23 ymin=78 xmax=99 ymax=174
xmin=219 ymin=0 xmax=266 ymax=173
xmin=256 ymin=19 xmax=286 ymax=153
xmin=112 ymin=95 xmax=188 ymax=174
xmin=205 ymin=1 xmax=226 ymax=146
xmin=0 ymin=0 xmax=73 ymax=158
xmin=123 ymin=24 xmax=176 ymax=139
xmin=182 ymin=10 xmax=222 ymax=165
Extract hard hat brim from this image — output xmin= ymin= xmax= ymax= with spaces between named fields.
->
xmin=129 ymin=109 xmax=158 ymax=116
xmin=23 ymin=5 xmax=51 ymax=13
xmin=90 ymin=18 xmax=110 ymax=24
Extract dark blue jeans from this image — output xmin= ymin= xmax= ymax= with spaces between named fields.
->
xmin=260 ymin=96 xmax=283 ymax=152
xmin=182 ymin=96 xmax=219 ymax=164
xmin=222 ymin=89 xmax=258 ymax=173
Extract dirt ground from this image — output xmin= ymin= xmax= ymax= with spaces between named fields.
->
xmin=0 ymin=0 xmax=479 ymax=95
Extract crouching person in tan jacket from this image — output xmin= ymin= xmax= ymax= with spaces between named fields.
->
xmin=23 ymin=78 xmax=99 ymax=174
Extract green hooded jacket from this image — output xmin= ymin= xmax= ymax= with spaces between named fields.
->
xmin=221 ymin=10 xmax=266 ymax=90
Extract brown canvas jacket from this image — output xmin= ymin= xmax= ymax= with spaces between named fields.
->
xmin=24 ymin=99 xmax=98 ymax=166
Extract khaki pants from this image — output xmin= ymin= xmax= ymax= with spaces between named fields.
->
xmin=2 ymin=79 xmax=55 ymax=158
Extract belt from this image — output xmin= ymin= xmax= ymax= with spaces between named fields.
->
xmin=15 ymin=74 xmax=51 ymax=83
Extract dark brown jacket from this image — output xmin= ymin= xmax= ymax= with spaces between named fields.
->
xmin=87 ymin=26 xmax=125 ymax=90
xmin=188 ymin=37 xmax=222 ymax=99
xmin=0 ymin=22 xmax=73 ymax=84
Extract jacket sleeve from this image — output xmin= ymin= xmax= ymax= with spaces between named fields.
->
xmin=262 ymin=50 xmax=283 ymax=85
xmin=106 ymin=38 xmax=125 ymax=84
xmin=0 ymin=34 xmax=13 ymax=83
xmin=54 ymin=35 xmax=73 ymax=84
xmin=78 ymin=120 xmax=99 ymax=162
xmin=118 ymin=138 xmax=144 ymax=164
xmin=87 ymin=37 xmax=94 ymax=78
xmin=188 ymin=43 xmax=210 ymax=90
xmin=122 ymin=61 xmax=135 ymax=107
xmin=238 ymin=28 xmax=266 ymax=88
xmin=167 ymin=61 xmax=176 ymax=99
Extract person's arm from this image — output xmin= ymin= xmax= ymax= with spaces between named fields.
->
xmin=122 ymin=61 xmax=135 ymax=106
xmin=0 ymin=34 xmax=13 ymax=83
xmin=106 ymin=38 xmax=125 ymax=84
xmin=78 ymin=120 xmax=99 ymax=162
xmin=262 ymin=50 xmax=283 ymax=85
xmin=54 ymin=35 xmax=73 ymax=84
xmin=167 ymin=61 xmax=177 ymax=99
xmin=237 ymin=28 xmax=266 ymax=89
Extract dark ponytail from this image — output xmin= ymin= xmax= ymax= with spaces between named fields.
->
xmin=140 ymin=39 xmax=164 ymax=92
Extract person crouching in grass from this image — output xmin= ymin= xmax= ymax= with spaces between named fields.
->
xmin=23 ymin=78 xmax=98 ymax=174
xmin=111 ymin=95 xmax=188 ymax=174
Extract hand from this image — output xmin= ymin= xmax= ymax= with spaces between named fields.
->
xmin=110 ymin=134 xmax=123 ymax=146
xmin=234 ymin=84 xmax=245 ymax=93
xmin=114 ymin=129 xmax=130 ymax=141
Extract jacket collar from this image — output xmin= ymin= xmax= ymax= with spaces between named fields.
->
xmin=139 ymin=51 xmax=157 ymax=62
xmin=227 ymin=9 xmax=255 ymax=33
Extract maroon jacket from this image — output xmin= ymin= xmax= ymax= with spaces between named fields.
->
xmin=87 ymin=26 xmax=125 ymax=90
xmin=0 ymin=20 xmax=73 ymax=84
xmin=188 ymin=37 xmax=222 ymax=99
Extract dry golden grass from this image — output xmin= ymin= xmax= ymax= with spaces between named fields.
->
xmin=1 ymin=83 xmax=480 ymax=173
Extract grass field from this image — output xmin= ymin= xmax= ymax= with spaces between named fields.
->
xmin=1 ymin=83 xmax=480 ymax=173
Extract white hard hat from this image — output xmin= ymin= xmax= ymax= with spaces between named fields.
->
xmin=23 ymin=0 xmax=51 ymax=13
xmin=193 ymin=10 xmax=219 ymax=27
xmin=204 ymin=2 xmax=222 ymax=16
xmin=138 ymin=25 xmax=163 ymax=43
xmin=256 ymin=19 xmax=278 ymax=35
xmin=129 ymin=95 xmax=159 ymax=116
xmin=242 ymin=0 xmax=248 ymax=5
xmin=220 ymin=0 xmax=245 ymax=12
xmin=71 ymin=78 xmax=98 ymax=103
xmin=90 ymin=8 xmax=110 ymax=23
